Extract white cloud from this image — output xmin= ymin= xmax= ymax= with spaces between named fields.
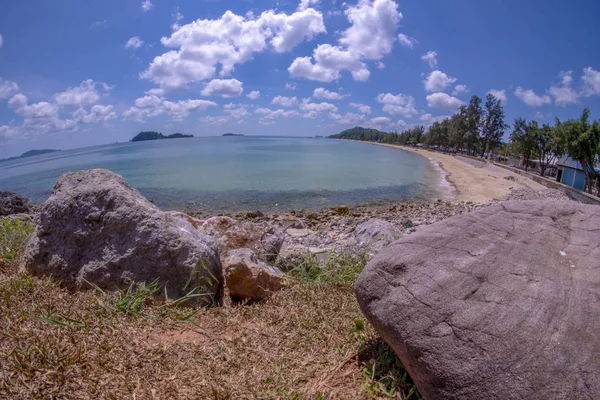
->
xmin=286 ymin=82 xmax=297 ymax=90
xmin=329 ymin=112 xmax=366 ymax=124
xmin=73 ymin=105 xmax=117 ymax=123
xmin=201 ymin=79 xmax=244 ymax=97
xmin=397 ymin=33 xmax=415 ymax=48
xmin=135 ymin=95 xmax=163 ymax=109
xmin=223 ymin=103 xmax=250 ymax=119
xmin=376 ymin=61 xmax=385 ymax=69
xmin=247 ymin=90 xmax=260 ymax=100
xmin=125 ymin=36 xmax=144 ymax=49
xmin=255 ymin=107 xmax=300 ymax=120
xmin=300 ymin=99 xmax=337 ymax=113
xmin=426 ymin=92 xmax=464 ymax=109
xmin=0 ymin=34 xmax=3 ymax=48
xmin=421 ymin=51 xmax=438 ymax=69
xmin=534 ymin=111 xmax=546 ymax=120
xmin=289 ymin=0 xmax=402 ymax=82
xmin=141 ymin=7 xmax=325 ymax=91
xmin=514 ymin=86 xmax=551 ymax=107
xmin=313 ymin=87 xmax=347 ymax=100
xmin=172 ymin=7 xmax=184 ymax=30
xmin=548 ymin=71 xmax=578 ymax=107
xmin=420 ymin=113 xmax=450 ymax=127
xmin=488 ymin=89 xmax=507 ymax=103
xmin=141 ymin=0 xmax=153 ymax=12
xmin=423 ymin=70 xmax=456 ymax=92
xmin=581 ymin=67 xmax=600 ymax=97
xmin=350 ymin=102 xmax=371 ymax=114
xmin=8 ymin=94 xmax=58 ymax=118
xmin=123 ymin=96 xmax=217 ymax=122
xmin=272 ymin=96 xmax=298 ymax=107
xmin=368 ymin=116 xmax=391 ymax=128
xmin=89 ymin=20 xmax=107 ymax=30
xmin=376 ymin=92 xmax=417 ymax=117
xmin=0 ymin=78 xmax=19 ymax=99
xmin=6 ymin=94 xmax=78 ymax=137
xmin=298 ymin=0 xmax=319 ymax=11
xmin=201 ymin=115 xmax=232 ymax=125
xmin=452 ymin=84 xmax=469 ymax=96
xmin=53 ymin=79 xmax=112 ymax=106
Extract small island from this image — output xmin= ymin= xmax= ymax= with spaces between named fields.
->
xmin=131 ymin=131 xmax=194 ymax=142
xmin=222 ymin=133 xmax=244 ymax=137
xmin=0 ymin=149 xmax=60 ymax=163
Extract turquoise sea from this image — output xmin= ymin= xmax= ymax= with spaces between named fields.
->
xmin=0 ymin=136 xmax=444 ymax=212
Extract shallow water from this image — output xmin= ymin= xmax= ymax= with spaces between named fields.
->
xmin=0 ymin=136 xmax=444 ymax=212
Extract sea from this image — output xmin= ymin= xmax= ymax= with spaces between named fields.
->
xmin=0 ymin=136 xmax=447 ymax=213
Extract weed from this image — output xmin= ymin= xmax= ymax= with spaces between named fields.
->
xmin=286 ymin=249 xmax=369 ymax=286
xmin=0 ymin=217 xmax=34 ymax=262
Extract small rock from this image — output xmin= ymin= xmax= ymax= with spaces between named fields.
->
xmin=246 ymin=210 xmax=264 ymax=219
xmin=224 ymin=248 xmax=284 ymax=301
xmin=0 ymin=191 xmax=30 ymax=216
xmin=355 ymin=218 xmax=401 ymax=254
xmin=287 ymin=228 xmax=314 ymax=238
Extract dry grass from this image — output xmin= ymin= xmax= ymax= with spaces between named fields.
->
xmin=0 ymin=217 xmax=419 ymax=399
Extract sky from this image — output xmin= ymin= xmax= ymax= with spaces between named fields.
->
xmin=1 ymin=0 xmax=600 ymax=158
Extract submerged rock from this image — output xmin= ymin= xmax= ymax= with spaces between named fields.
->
xmin=0 ymin=191 xmax=30 ymax=216
xmin=22 ymin=169 xmax=223 ymax=306
xmin=354 ymin=218 xmax=400 ymax=253
xmin=223 ymin=248 xmax=284 ymax=301
xmin=356 ymin=200 xmax=600 ymax=399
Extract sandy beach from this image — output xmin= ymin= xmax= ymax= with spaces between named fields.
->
xmin=376 ymin=143 xmax=546 ymax=203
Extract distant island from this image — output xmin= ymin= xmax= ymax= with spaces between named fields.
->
xmin=131 ymin=131 xmax=194 ymax=142
xmin=328 ymin=126 xmax=387 ymax=140
xmin=0 ymin=149 xmax=60 ymax=163
xmin=222 ymin=133 xmax=244 ymax=137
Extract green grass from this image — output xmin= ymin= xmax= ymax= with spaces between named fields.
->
xmin=0 ymin=217 xmax=34 ymax=262
xmin=285 ymin=249 xmax=369 ymax=285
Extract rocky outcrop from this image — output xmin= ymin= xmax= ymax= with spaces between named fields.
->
xmin=354 ymin=218 xmax=400 ymax=253
xmin=200 ymin=216 xmax=284 ymax=262
xmin=356 ymin=200 xmax=600 ymax=399
xmin=0 ymin=191 xmax=30 ymax=216
xmin=223 ymin=248 xmax=284 ymax=301
xmin=22 ymin=169 xmax=223 ymax=306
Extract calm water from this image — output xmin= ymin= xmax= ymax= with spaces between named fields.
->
xmin=0 ymin=136 xmax=444 ymax=212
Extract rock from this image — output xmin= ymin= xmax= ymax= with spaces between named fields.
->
xmin=286 ymin=228 xmax=313 ymax=238
xmin=223 ymin=248 xmax=284 ymax=301
xmin=332 ymin=205 xmax=350 ymax=215
xmin=356 ymin=200 xmax=600 ymax=400
xmin=0 ymin=191 xmax=30 ymax=216
xmin=292 ymin=220 xmax=306 ymax=229
xmin=246 ymin=210 xmax=264 ymax=219
xmin=354 ymin=218 xmax=400 ymax=253
xmin=200 ymin=216 xmax=284 ymax=262
xmin=22 ymin=169 xmax=223 ymax=306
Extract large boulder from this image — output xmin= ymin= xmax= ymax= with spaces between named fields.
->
xmin=356 ymin=200 xmax=600 ymax=399
xmin=22 ymin=169 xmax=223 ymax=306
xmin=354 ymin=218 xmax=400 ymax=254
xmin=0 ymin=191 xmax=30 ymax=216
xmin=200 ymin=216 xmax=285 ymax=262
xmin=223 ymin=248 xmax=284 ymax=301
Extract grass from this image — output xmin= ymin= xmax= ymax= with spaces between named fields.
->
xmin=0 ymin=217 xmax=419 ymax=399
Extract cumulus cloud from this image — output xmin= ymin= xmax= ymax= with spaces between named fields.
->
xmin=141 ymin=0 xmax=153 ymax=12
xmin=548 ymin=71 xmax=578 ymax=107
xmin=581 ymin=67 xmax=600 ymax=97
xmin=123 ymin=96 xmax=217 ymax=122
xmin=423 ymin=70 xmax=456 ymax=93
xmin=125 ymin=36 xmax=144 ymax=49
xmin=421 ymin=51 xmax=438 ymax=69
xmin=0 ymin=78 xmax=19 ymax=99
xmin=300 ymin=99 xmax=337 ymax=113
xmin=420 ymin=113 xmax=451 ymax=127
xmin=247 ymin=90 xmax=260 ymax=100
xmin=377 ymin=92 xmax=417 ymax=117
xmin=7 ymin=94 xmax=77 ymax=137
xmin=452 ymin=84 xmax=469 ymax=97
xmin=286 ymin=82 xmax=297 ymax=90
xmin=201 ymin=79 xmax=244 ymax=97
xmin=255 ymin=107 xmax=300 ymax=121
xmin=368 ymin=116 xmax=391 ymax=129
xmin=350 ymin=102 xmax=371 ymax=114
xmin=53 ymin=79 xmax=113 ymax=107
xmin=514 ymin=86 xmax=551 ymax=107
xmin=73 ymin=105 xmax=117 ymax=123
xmin=298 ymin=0 xmax=319 ymax=11
xmin=289 ymin=0 xmax=402 ymax=82
xmin=487 ymin=89 xmax=507 ymax=104
xmin=223 ymin=103 xmax=250 ymax=119
xmin=426 ymin=92 xmax=464 ymax=109
xmin=397 ymin=33 xmax=415 ymax=48
xmin=141 ymin=6 xmax=325 ymax=91
xmin=329 ymin=112 xmax=366 ymax=124
xmin=313 ymin=87 xmax=347 ymax=100
xmin=272 ymin=96 xmax=298 ymax=107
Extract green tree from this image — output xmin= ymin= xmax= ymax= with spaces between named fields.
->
xmin=480 ymin=93 xmax=508 ymax=158
xmin=448 ymin=107 xmax=468 ymax=150
xmin=537 ymin=123 xmax=561 ymax=177
xmin=555 ymin=108 xmax=600 ymax=193
xmin=464 ymin=96 xmax=483 ymax=155
xmin=510 ymin=117 xmax=538 ymax=171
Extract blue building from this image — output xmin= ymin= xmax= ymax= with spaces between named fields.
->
xmin=556 ymin=156 xmax=598 ymax=190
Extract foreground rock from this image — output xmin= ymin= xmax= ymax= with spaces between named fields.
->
xmin=200 ymin=216 xmax=284 ymax=262
xmin=223 ymin=248 xmax=284 ymax=301
xmin=22 ymin=169 xmax=223 ymax=306
xmin=0 ymin=191 xmax=30 ymax=216
xmin=356 ymin=200 xmax=600 ymax=399
xmin=354 ymin=218 xmax=400 ymax=253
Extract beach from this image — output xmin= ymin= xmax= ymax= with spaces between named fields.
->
xmin=375 ymin=143 xmax=546 ymax=203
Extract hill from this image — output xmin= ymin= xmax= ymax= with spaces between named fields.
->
xmin=222 ymin=133 xmax=244 ymax=137
xmin=131 ymin=131 xmax=194 ymax=142
xmin=328 ymin=126 xmax=387 ymax=141
xmin=0 ymin=149 xmax=60 ymax=163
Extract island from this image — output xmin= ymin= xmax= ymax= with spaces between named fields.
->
xmin=328 ymin=126 xmax=387 ymax=141
xmin=0 ymin=149 xmax=60 ymax=163
xmin=222 ymin=133 xmax=244 ymax=137
xmin=130 ymin=131 xmax=194 ymax=142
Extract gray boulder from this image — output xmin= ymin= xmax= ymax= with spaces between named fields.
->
xmin=200 ymin=216 xmax=285 ymax=262
xmin=0 ymin=191 xmax=30 ymax=216
xmin=354 ymin=218 xmax=400 ymax=253
xmin=356 ymin=200 xmax=600 ymax=399
xmin=22 ymin=169 xmax=223 ymax=306
xmin=223 ymin=248 xmax=284 ymax=301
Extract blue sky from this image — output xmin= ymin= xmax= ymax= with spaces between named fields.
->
xmin=1 ymin=0 xmax=600 ymax=158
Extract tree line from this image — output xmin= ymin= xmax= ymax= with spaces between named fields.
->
xmin=329 ymin=93 xmax=600 ymax=194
